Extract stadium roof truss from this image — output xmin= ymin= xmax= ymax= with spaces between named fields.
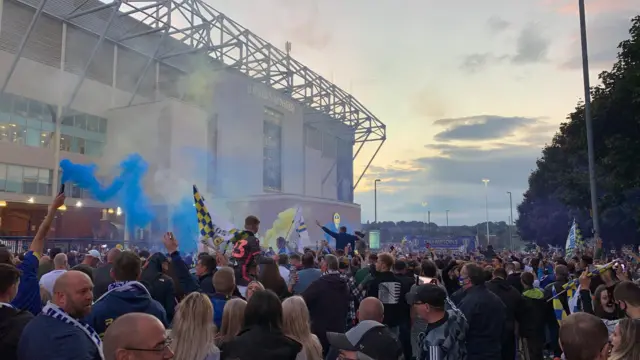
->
xmin=1 ymin=0 xmax=386 ymax=190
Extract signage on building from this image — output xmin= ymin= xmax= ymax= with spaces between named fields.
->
xmin=248 ymin=84 xmax=295 ymax=113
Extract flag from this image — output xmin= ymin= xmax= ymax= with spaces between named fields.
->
xmin=193 ymin=185 xmax=238 ymax=252
xmin=565 ymin=219 xmax=581 ymax=257
xmin=292 ymin=207 xmax=311 ymax=251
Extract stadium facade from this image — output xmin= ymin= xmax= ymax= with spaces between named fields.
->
xmin=0 ymin=0 xmax=386 ymax=244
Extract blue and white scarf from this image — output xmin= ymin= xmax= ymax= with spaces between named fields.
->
xmin=0 ymin=302 xmax=15 ymax=309
xmin=42 ymin=302 xmax=104 ymax=360
xmin=96 ymin=281 xmax=150 ymax=303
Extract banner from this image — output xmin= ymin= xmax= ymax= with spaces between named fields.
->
xmin=403 ymin=236 xmax=472 ymax=250
xmin=369 ymin=230 xmax=381 ymax=249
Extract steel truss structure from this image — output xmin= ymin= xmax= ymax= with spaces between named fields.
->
xmin=1 ymin=0 xmax=386 ymax=190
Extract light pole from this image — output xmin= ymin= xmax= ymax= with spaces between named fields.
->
xmin=578 ymin=0 xmax=600 ymax=237
xmin=421 ymin=201 xmax=428 ymax=234
xmin=446 ymin=210 xmax=450 ymax=234
xmin=482 ymin=179 xmax=490 ymax=244
xmin=507 ymin=191 xmax=513 ymax=251
xmin=374 ymin=179 xmax=381 ymax=223
xmin=427 ymin=210 xmax=431 ymax=235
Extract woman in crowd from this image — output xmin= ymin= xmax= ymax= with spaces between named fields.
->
xmin=216 ymin=298 xmax=246 ymax=347
xmin=258 ymin=259 xmax=291 ymax=299
xmin=220 ymin=289 xmax=301 ymax=360
xmin=593 ymin=284 xmax=618 ymax=320
xmin=246 ymin=281 xmax=264 ymax=301
xmin=170 ymin=292 xmax=220 ymax=360
xmin=609 ymin=318 xmax=640 ymax=360
xmin=282 ymin=296 xmax=322 ymax=360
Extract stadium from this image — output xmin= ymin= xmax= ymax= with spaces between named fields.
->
xmin=0 ymin=0 xmax=386 ymax=248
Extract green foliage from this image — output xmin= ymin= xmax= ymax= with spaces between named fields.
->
xmin=517 ymin=16 xmax=640 ymax=246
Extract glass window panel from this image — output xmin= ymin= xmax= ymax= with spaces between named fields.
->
xmin=0 ymin=164 xmax=6 ymax=191
xmin=41 ymin=132 xmax=53 ymax=148
xmin=98 ymin=117 xmax=107 ymax=133
xmin=74 ymin=115 xmax=86 ymax=130
xmin=25 ymin=128 xmax=41 ymax=147
xmin=0 ymin=124 xmax=8 ymax=143
xmin=71 ymin=137 xmax=85 ymax=154
xmin=86 ymin=115 xmax=100 ymax=132
xmin=38 ymin=169 xmax=51 ymax=196
xmin=71 ymin=184 xmax=82 ymax=198
xmin=0 ymin=93 xmax=12 ymax=113
xmin=11 ymin=125 xmax=25 ymax=144
xmin=27 ymin=100 xmax=43 ymax=119
xmin=13 ymin=96 xmax=27 ymax=115
xmin=6 ymin=165 xmax=22 ymax=193
xmin=263 ymin=112 xmax=282 ymax=192
xmin=61 ymin=116 xmax=74 ymax=126
xmin=60 ymin=135 xmax=71 ymax=152
xmin=85 ymin=140 xmax=102 ymax=157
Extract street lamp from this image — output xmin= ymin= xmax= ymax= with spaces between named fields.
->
xmin=578 ymin=0 xmax=600 ymax=237
xmin=507 ymin=191 xmax=514 ymax=251
xmin=482 ymin=179 xmax=490 ymax=244
xmin=446 ymin=210 xmax=450 ymax=234
xmin=421 ymin=201 xmax=428 ymax=234
xmin=374 ymin=179 xmax=381 ymax=223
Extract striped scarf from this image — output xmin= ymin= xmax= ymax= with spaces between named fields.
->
xmin=42 ymin=302 xmax=104 ymax=360
xmin=0 ymin=302 xmax=15 ymax=309
xmin=96 ymin=281 xmax=150 ymax=303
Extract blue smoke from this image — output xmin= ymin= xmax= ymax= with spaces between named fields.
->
xmin=60 ymin=153 xmax=154 ymax=230
xmin=170 ymin=198 xmax=199 ymax=253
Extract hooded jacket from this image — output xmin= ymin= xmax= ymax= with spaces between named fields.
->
xmin=418 ymin=309 xmax=468 ymax=360
xmin=220 ymin=325 xmax=302 ymax=360
xmin=519 ymin=288 xmax=546 ymax=341
xmin=85 ymin=282 xmax=167 ymax=337
xmin=366 ymin=270 xmax=411 ymax=328
xmin=0 ymin=305 xmax=33 ymax=360
xmin=140 ymin=253 xmax=177 ymax=323
xmin=302 ymin=272 xmax=350 ymax=352
xmin=486 ymin=277 xmax=523 ymax=360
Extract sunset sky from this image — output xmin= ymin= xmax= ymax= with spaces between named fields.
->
xmin=209 ymin=0 xmax=639 ymax=225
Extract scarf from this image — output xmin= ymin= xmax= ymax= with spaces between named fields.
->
xmin=323 ymin=270 xmax=340 ymax=276
xmin=42 ymin=302 xmax=104 ymax=360
xmin=97 ymin=281 xmax=150 ymax=303
xmin=0 ymin=302 xmax=15 ymax=309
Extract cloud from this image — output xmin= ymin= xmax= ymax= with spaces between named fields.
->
xmin=547 ymin=0 xmax=637 ymax=15
xmin=487 ymin=16 xmax=510 ymax=34
xmin=460 ymin=23 xmax=550 ymax=73
xmin=277 ymin=0 xmax=332 ymax=50
xmin=560 ymin=13 xmax=634 ymax=70
xmin=433 ymin=115 xmax=539 ymax=141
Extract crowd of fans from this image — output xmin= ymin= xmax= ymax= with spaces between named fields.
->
xmin=0 ymin=194 xmax=640 ymax=360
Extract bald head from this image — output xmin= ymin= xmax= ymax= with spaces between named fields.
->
xmin=53 ymin=270 xmax=90 ymax=294
xmin=560 ymin=312 xmax=609 ymax=360
xmin=53 ymin=253 xmax=68 ymax=269
xmin=52 ymin=270 xmax=94 ymax=319
xmin=104 ymin=313 xmax=170 ymax=360
xmin=106 ymin=248 xmax=122 ymax=264
xmin=358 ymin=297 xmax=384 ymax=323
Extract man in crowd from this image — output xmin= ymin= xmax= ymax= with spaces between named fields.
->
xmin=103 ymin=312 xmax=173 ymax=360
xmin=229 ymin=215 xmax=262 ymax=293
xmin=209 ymin=267 xmax=237 ymax=329
xmin=82 ymin=250 xmax=102 ymax=269
xmin=316 ymin=219 xmax=358 ymax=256
xmin=327 ymin=320 xmax=403 ymax=360
xmin=486 ymin=267 xmax=522 ymax=360
xmin=39 ymin=253 xmax=68 ymax=297
xmin=93 ymin=248 xmax=122 ymax=300
xmin=367 ymin=252 xmax=411 ymax=337
xmin=86 ymin=251 xmax=167 ymax=337
xmin=18 ymin=271 xmax=101 ymax=360
xmin=293 ymin=251 xmax=321 ymax=294
xmin=0 ymin=264 xmax=33 ymax=360
xmin=519 ymin=272 xmax=546 ymax=360
xmin=614 ymin=280 xmax=640 ymax=319
xmin=457 ymin=263 xmax=506 ymax=360
xmin=0 ymin=193 xmax=65 ymax=315
xmin=194 ymin=253 xmax=217 ymax=294
xmin=559 ymin=313 xmax=611 ymax=360
xmin=302 ymin=254 xmax=350 ymax=355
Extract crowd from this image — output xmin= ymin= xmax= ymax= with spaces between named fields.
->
xmin=0 ymin=194 xmax=640 ymax=360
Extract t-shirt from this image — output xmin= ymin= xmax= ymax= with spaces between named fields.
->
xmin=39 ymin=270 xmax=67 ymax=296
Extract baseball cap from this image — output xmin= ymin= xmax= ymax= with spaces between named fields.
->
xmin=327 ymin=320 xmax=402 ymax=360
xmin=405 ymin=283 xmax=446 ymax=308
xmin=85 ymin=249 xmax=102 ymax=260
xmin=338 ymin=256 xmax=350 ymax=270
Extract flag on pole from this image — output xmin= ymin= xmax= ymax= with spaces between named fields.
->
xmin=565 ymin=219 xmax=582 ymax=258
xmin=193 ymin=185 xmax=238 ymax=252
xmin=291 ymin=207 xmax=311 ymax=251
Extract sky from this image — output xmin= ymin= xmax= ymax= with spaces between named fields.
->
xmin=205 ymin=0 xmax=640 ymax=226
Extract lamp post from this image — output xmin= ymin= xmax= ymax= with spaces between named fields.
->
xmin=446 ymin=210 xmax=450 ymax=234
xmin=421 ymin=201 xmax=428 ymax=234
xmin=578 ymin=0 xmax=600 ymax=237
xmin=482 ymin=179 xmax=490 ymax=244
xmin=507 ymin=191 xmax=513 ymax=251
xmin=374 ymin=179 xmax=381 ymax=223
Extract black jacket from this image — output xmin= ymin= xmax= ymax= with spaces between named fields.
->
xmin=367 ymin=271 xmax=411 ymax=327
xmin=456 ymin=284 xmax=506 ymax=360
xmin=198 ymin=272 xmax=216 ymax=294
xmin=506 ymin=272 xmax=524 ymax=293
xmin=486 ymin=277 xmax=523 ymax=360
xmin=302 ymin=273 xmax=350 ymax=352
xmin=220 ymin=325 xmax=301 ymax=360
xmin=519 ymin=288 xmax=546 ymax=341
xmin=92 ymin=263 xmax=114 ymax=300
xmin=0 ymin=306 xmax=33 ymax=360
xmin=140 ymin=253 xmax=176 ymax=323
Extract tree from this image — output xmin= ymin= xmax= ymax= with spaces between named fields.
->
xmin=517 ymin=16 xmax=640 ymax=247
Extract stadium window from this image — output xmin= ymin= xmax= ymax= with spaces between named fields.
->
xmin=27 ymin=100 xmax=44 ymax=120
xmin=0 ymin=93 xmax=13 ymax=113
xmin=13 ymin=96 xmax=27 ymax=116
xmin=71 ymin=137 xmax=85 ymax=154
xmin=74 ymin=114 xmax=87 ymax=130
xmin=71 ymin=184 xmax=82 ymax=198
xmin=85 ymin=140 xmax=102 ymax=157
xmin=25 ymin=127 xmax=41 ymax=148
xmin=0 ymin=164 xmax=6 ymax=191
xmin=263 ymin=107 xmax=283 ymax=192
xmin=11 ymin=125 xmax=25 ymax=145
xmin=38 ymin=169 xmax=52 ymax=196
xmin=59 ymin=136 xmax=71 ymax=152
xmin=98 ymin=117 xmax=107 ymax=133
xmin=61 ymin=116 xmax=74 ymax=126
xmin=5 ymin=165 xmax=23 ymax=193
xmin=86 ymin=115 xmax=100 ymax=132
xmin=22 ymin=167 xmax=38 ymax=195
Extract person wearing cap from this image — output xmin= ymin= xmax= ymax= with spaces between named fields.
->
xmin=406 ymin=284 xmax=467 ymax=360
xmin=82 ymin=250 xmax=102 ymax=268
xmin=327 ymin=320 xmax=403 ymax=360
